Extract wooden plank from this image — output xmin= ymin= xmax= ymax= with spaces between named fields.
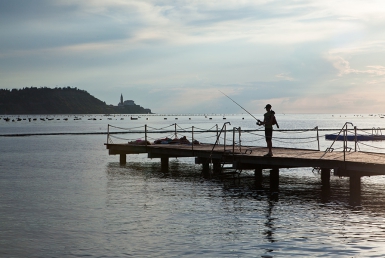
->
xmin=105 ymin=143 xmax=385 ymax=176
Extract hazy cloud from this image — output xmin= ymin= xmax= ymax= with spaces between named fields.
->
xmin=1 ymin=0 xmax=385 ymax=113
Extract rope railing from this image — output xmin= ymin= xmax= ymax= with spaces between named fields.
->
xmin=106 ymin=123 xmax=385 ymax=154
xmin=108 ymin=124 xmax=144 ymax=131
xmin=358 ymin=142 xmax=385 ymax=150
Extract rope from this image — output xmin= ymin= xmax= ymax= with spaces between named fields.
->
xmin=147 ymin=124 xmax=175 ymax=130
xmin=245 ymin=131 xmax=316 ymax=140
xmin=109 ymin=135 xmax=138 ymax=141
xmin=109 ymin=124 xmax=144 ymax=130
xmin=105 ymin=123 xmax=385 ymax=154
xmin=357 ymin=142 xmax=385 ymax=150
xmin=193 ymin=125 xmax=218 ymax=131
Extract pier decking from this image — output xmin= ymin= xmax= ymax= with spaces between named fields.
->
xmin=105 ymin=143 xmax=385 ymax=175
xmin=105 ymin=121 xmax=385 ymax=203
xmin=105 ymin=142 xmax=385 ymax=202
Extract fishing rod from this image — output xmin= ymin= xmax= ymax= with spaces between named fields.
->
xmin=219 ymin=90 xmax=259 ymax=121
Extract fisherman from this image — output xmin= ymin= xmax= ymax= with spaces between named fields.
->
xmin=257 ymin=104 xmax=276 ymax=157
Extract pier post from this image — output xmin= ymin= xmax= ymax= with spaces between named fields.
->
xmin=270 ymin=168 xmax=279 ymax=191
xmin=349 ymin=174 xmax=361 ymax=204
xmin=212 ymin=160 xmax=221 ymax=175
xmin=161 ymin=157 xmax=169 ymax=172
xmin=202 ymin=161 xmax=211 ymax=178
xmin=119 ymin=154 xmax=126 ymax=165
xmin=321 ymin=168 xmax=330 ymax=188
xmin=255 ymin=167 xmax=263 ymax=189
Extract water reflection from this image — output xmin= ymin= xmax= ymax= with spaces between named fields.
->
xmin=107 ymin=162 xmax=385 ymax=215
xmin=105 ymin=162 xmax=385 ymax=257
xmin=264 ymin=197 xmax=277 ymax=244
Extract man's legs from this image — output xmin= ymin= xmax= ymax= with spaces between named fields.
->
xmin=265 ymin=128 xmax=273 ymax=156
xmin=267 ymin=139 xmax=272 ymax=155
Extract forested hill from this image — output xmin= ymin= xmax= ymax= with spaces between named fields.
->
xmin=0 ymin=87 xmax=152 ymax=114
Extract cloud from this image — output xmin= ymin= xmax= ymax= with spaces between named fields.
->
xmin=1 ymin=0 xmax=385 ymax=113
xmin=275 ymin=73 xmax=294 ymax=81
xmin=327 ymin=55 xmax=385 ymax=76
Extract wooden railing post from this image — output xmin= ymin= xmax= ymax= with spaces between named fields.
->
xmin=145 ymin=124 xmax=148 ymax=146
xmin=232 ymin=127 xmax=236 ymax=153
xmin=107 ymin=124 xmax=110 ymax=144
xmin=238 ymin=127 xmax=242 ymax=153
xmin=192 ymin=126 xmax=194 ymax=152
xmin=343 ymin=123 xmax=347 ymax=162
xmin=316 ymin=126 xmax=320 ymax=151
xmin=216 ymin=124 xmax=219 ymax=144
xmin=223 ymin=123 xmax=227 ymax=152
xmin=354 ymin=126 xmax=357 ymax=152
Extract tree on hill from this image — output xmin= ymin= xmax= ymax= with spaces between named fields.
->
xmin=0 ymin=87 xmax=152 ymax=114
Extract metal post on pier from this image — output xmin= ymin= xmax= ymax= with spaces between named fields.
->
xmin=316 ymin=126 xmax=320 ymax=151
xmin=216 ymin=124 xmax=219 ymax=144
xmin=145 ymin=124 xmax=148 ymax=146
xmin=223 ymin=123 xmax=227 ymax=152
xmin=238 ymin=127 xmax=241 ymax=153
xmin=174 ymin=123 xmax=177 ymax=139
xmin=107 ymin=124 xmax=110 ymax=144
xmin=192 ymin=126 xmax=194 ymax=152
xmin=343 ymin=124 xmax=347 ymax=162
xmin=232 ymin=127 xmax=236 ymax=153
xmin=354 ymin=126 xmax=357 ymax=152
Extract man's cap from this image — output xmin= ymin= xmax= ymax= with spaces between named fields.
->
xmin=265 ymin=104 xmax=272 ymax=109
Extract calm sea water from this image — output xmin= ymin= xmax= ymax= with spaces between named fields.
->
xmin=1 ymin=114 xmax=385 ymax=257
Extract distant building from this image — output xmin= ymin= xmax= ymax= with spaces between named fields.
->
xmin=118 ymin=94 xmax=136 ymax=107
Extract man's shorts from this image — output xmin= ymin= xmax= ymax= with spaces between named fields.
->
xmin=265 ymin=128 xmax=273 ymax=140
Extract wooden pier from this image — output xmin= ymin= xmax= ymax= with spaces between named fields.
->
xmin=105 ymin=142 xmax=385 ymax=202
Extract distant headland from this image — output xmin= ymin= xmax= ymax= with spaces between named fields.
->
xmin=0 ymin=87 xmax=152 ymax=114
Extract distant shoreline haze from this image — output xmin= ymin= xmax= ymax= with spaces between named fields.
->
xmin=0 ymin=87 xmax=152 ymax=115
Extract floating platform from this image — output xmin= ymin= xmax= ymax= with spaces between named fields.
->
xmin=325 ymin=134 xmax=385 ymax=141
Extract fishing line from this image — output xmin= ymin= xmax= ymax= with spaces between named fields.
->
xmin=219 ymin=90 xmax=259 ymax=122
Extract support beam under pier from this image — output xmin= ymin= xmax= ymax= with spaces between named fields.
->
xmin=254 ymin=167 xmax=263 ymax=189
xmin=161 ymin=157 xmax=169 ymax=172
xmin=321 ymin=168 xmax=330 ymax=188
xmin=270 ymin=168 xmax=279 ymax=191
xmin=120 ymin=154 xmax=126 ymax=165
xmin=202 ymin=161 xmax=210 ymax=178
xmin=212 ymin=160 xmax=221 ymax=176
xmin=350 ymin=174 xmax=361 ymax=204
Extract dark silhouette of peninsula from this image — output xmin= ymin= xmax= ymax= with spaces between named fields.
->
xmin=0 ymin=87 xmax=152 ymax=114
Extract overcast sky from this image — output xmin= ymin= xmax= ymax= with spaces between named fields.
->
xmin=1 ymin=0 xmax=385 ymax=114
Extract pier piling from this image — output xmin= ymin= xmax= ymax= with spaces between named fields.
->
xmin=350 ymin=174 xmax=361 ymax=204
xmin=270 ymin=168 xmax=279 ymax=191
xmin=254 ymin=167 xmax=263 ymax=189
xmin=202 ymin=160 xmax=210 ymax=178
xmin=120 ymin=154 xmax=126 ymax=165
xmin=321 ymin=168 xmax=330 ymax=188
xmin=161 ymin=157 xmax=169 ymax=172
xmin=212 ymin=160 xmax=221 ymax=175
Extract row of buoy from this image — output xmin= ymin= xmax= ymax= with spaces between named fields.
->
xmin=161 ymin=117 xmax=245 ymax=120
xmin=2 ymin=117 xmax=72 ymax=122
xmin=2 ymin=115 xmax=248 ymax=122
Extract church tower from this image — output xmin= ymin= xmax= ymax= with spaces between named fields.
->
xmin=120 ymin=94 xmax=123 ymax=105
